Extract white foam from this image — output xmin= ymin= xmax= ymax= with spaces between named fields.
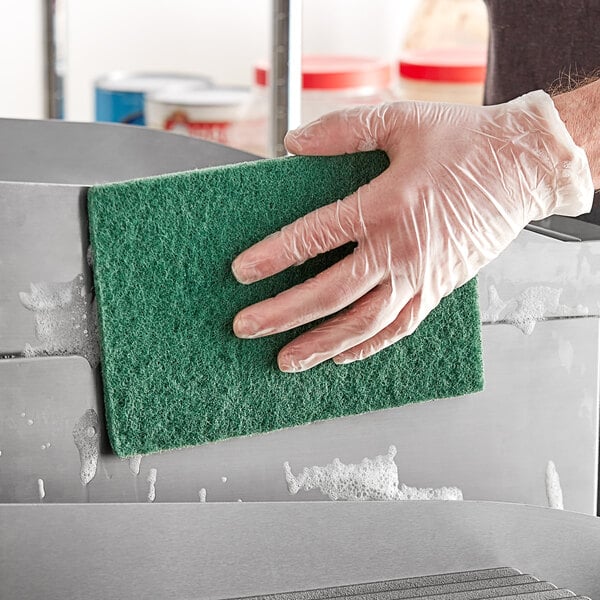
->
xmin=398 ymin=483 xmax=463 ymax=501
xmin=37 ymin=478 xmax=45 ymax=501
xmin=546 ymin=460 xmax=564 ymax=510
xmin=72 ymin=409 xmax=100 ymax=486
xmin=480 ymin=285 xmax=507 ymax=323
xmin=199 ymin=488 xmax=207 ymax=502
xmin=147 ymin=468 xmax=157 ymax=502
xmin=482 ymin=284 xmax=587 ymax=334
xmin=27 ymin=419 xmax=34 ymax=426
xmin=221 ymin=476 xmax=228 ymax=483
xmin=19 ymin=274 xmax=100 ymax=367
xmin=284 ymin=446 xmax=462 ymax=502
xmin=129 ymin=454 xmax=142 ymax=476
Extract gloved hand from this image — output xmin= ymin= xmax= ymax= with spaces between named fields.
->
xmin=232 ymin=90 xmax=593 ymax=372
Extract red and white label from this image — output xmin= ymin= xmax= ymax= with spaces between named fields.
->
xmin=164 ymin=112 xmax=232 ymax=144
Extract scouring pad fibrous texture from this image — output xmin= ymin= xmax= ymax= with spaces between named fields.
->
xmin=87 ymin=151 xmax=484 ymax=458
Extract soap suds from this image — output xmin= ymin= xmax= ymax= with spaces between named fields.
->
xmin=129 ymin=454 xmax=142 ymax=476
xmin=481 ymin=284 xmax=507 ymax=323
xmin=221 ymin=476 xmax=228 ymax=483
xmin=27 ymin=419 xmax=34 ymax=426
xmin=546 ymin=460 xmax=564 ymax=510
xmin=284 ymin=446 xmax=462 ymax=502
xmin=199 ymin=488 xmax=207 ymax=502
xmin=482 ymin=284 xmax=587 ymax=334
xmin=37 ymin=478 xmax=45 ymax=500
xmin=19 ymin=274 xmax=100 ymax=367
xmin=398 ymin=482 xmax=463 ymax=501
xmin=147 ymin=468 xmax=157 ymax=502
xmin=72 ymin=409 xmax=100 ymax=486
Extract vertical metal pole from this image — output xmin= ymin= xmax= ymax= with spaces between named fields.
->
xmin=43 ymin=0 xmax=64 ymax=119
xmin=270 ymin=0 xmax=302 ymax=157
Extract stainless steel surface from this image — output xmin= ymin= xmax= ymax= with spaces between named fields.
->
xmin=387 ymin=585 xmax=563 ymax=600
xmin=0 ymin=118 xmax=256 ymax=185
xmin=1 ymin=120 xmax=599 ymax=600
xmin=0 ymin=119 xmax=257 ymax=356
xmin=240 ymin=577 xmax=570 ymax=600
xmin=323 ymin=585 xmax=564 ymax=600
xmin=1 ymin=501 xmax=599 ymax=599
xmin=499 ymin=591 xmax=578 ymax=600
xmin=478 ymin=228 xmax=600 ymax=322
xmin=270 ymin=0 xmax=302 ymax=156
xmin=1 ymin=318 xmax=597 ymax=510
xmin=0 ymin=183 xmax=87 ymax=355
xmin=0 ymin=119 xmax=598 ymax=513
xmin=233 ymin=567 xmax=523 ymax=600
xmin=490 ymin=588 xmax=584 ymax=600
xmin=529 ymin=216 xmax=600 ymax=242
xmin=266 ymin=576 xmax=543 ymax=600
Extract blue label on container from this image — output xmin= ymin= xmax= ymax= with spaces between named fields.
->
xmin=95 ymin=88 xmax=146 ymax=125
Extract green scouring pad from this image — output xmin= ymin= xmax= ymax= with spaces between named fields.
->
xmin=87 ymin=151 xmax=484 ymax=457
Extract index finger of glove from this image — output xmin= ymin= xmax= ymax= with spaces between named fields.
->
xmin=232 ymin=188 xmax=365 ymax=285
xmin=284 ymin=104 xmax=393 ymax=156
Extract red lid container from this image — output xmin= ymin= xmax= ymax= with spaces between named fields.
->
xmin=255 ymin=55 xmax=392 ymax=90
xmin=399 ymin=47 xmax=487 ymax=83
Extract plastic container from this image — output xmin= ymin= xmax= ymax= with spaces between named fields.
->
xmin=402 ymin=0 xmax=489 ymax=52
xmin=397 ymin=47 xmax=487 ymax=104
xmin=95 ymin=72 xmax=212 ymax=125
xmin=230 ymin=55 xmax=393 ymax=156
xmin=395 ymin=0 xmax=488 ymax=104
xmin=145 ymin=87 xmax=251 ymax=148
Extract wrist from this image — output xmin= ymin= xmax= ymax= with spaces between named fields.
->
xmin=552 ymin=80 xmax=600 ymax=189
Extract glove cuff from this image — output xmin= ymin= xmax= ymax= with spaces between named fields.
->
xmin=511 ymin=89 xmax=594 ymax=219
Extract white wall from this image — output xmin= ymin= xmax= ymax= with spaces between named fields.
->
xmin=0 ymin=0 xmax=419 ymax=122
xmin=0 ymin=1 xmax=44 ymax=119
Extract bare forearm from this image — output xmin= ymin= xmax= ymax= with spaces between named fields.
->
xmin=553 ymin=78 xmax=600 ymax=189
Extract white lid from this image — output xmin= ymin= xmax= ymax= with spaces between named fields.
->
xmin=96 ymin=72 xmax=211 ymax=93
xmin=148 ymin=87 xmax=250 ymax=107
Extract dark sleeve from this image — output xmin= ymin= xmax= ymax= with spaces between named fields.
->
xmin=484 ymin=0 xmax=600 ymax=224
xmin=484 ymin=0 xmax=600 ymax=104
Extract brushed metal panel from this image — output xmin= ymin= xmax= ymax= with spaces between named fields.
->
xmin=0 ymin=184 xmax=89 ymax=355
xmin=314 ymin=576 xmax=540 ymax=600
xmin=1 ymin=319 xmax=597 ymax=513
xmin=479 ymin=229 xmax=600 ymax=322
xmin=232 ymin=567 xmax=523 ymax=600
xmin=0 ymin=119 xmax=597 ymax=513
xmin=0 ymin=118 xmax=256 ymax=185
xmin=0 ymin=501 xmax=598 ymax=600
xmin=0 ymin=120 xmax=256 ymax=356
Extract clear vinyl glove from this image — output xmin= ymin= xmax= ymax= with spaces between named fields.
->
xmin=232 ymin=90 xmax=593 ymax=372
